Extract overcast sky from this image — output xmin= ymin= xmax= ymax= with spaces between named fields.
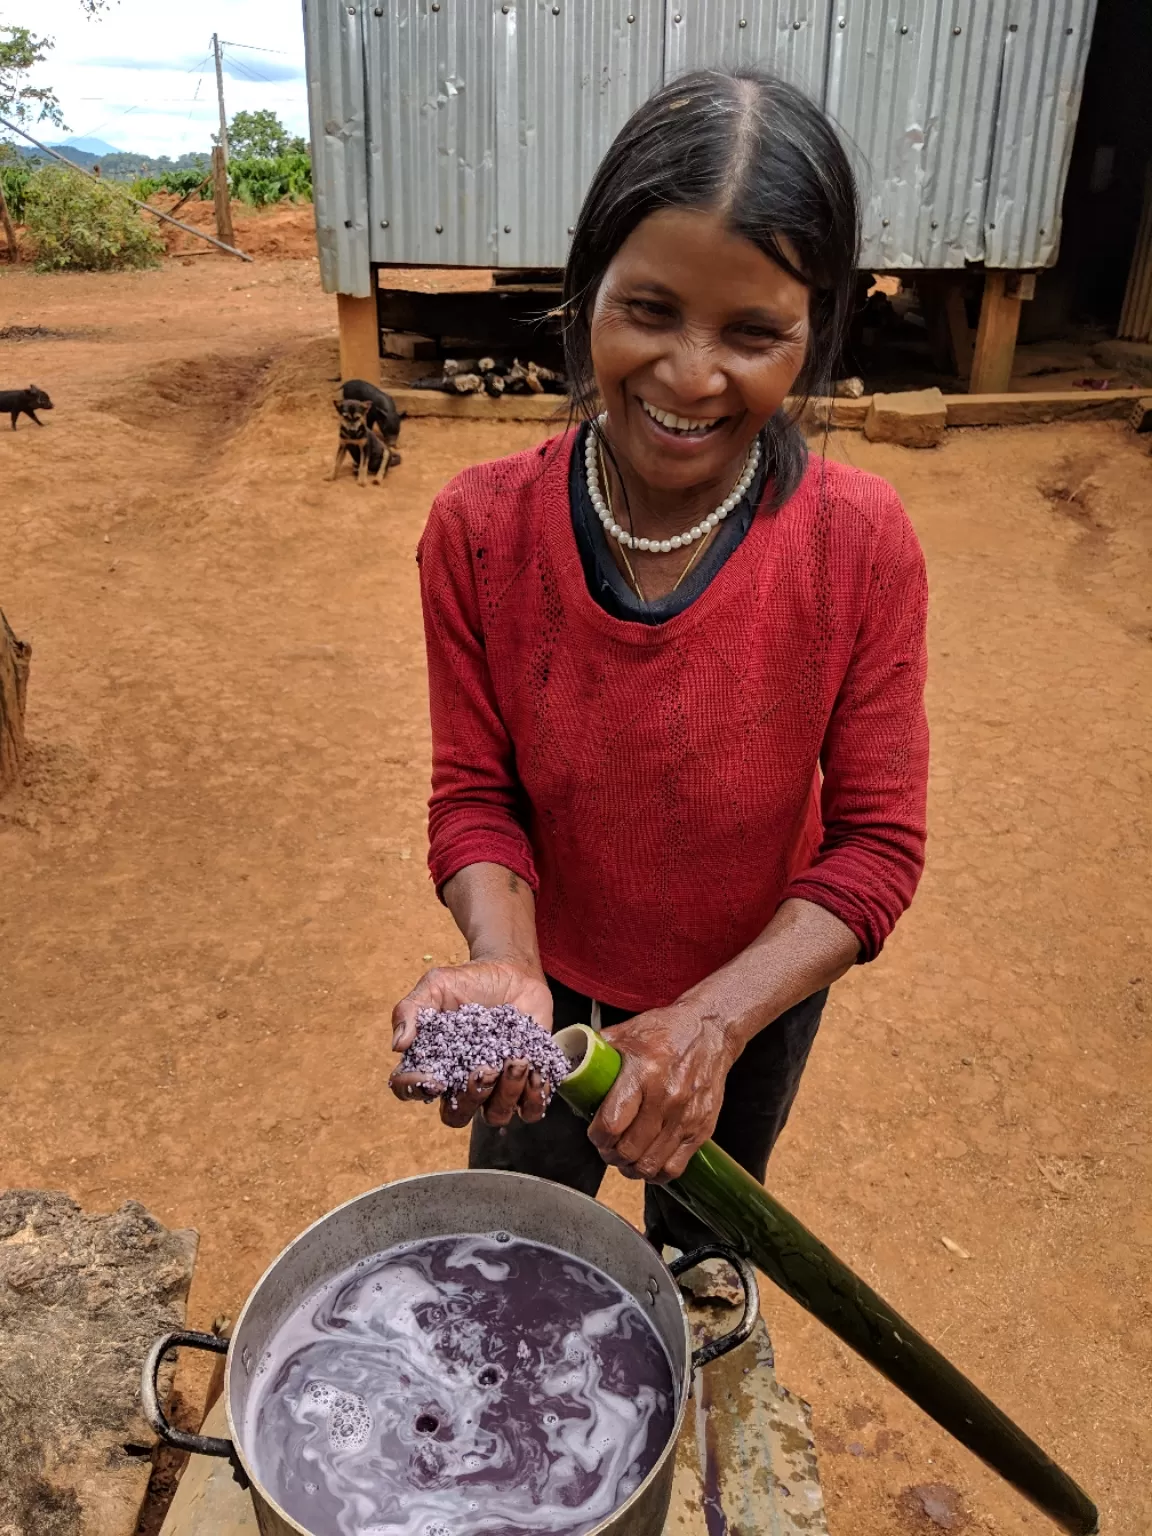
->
xmin=2 ymin=0 xmax=309 ymax=158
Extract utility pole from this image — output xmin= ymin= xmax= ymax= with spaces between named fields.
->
xmin=213 ymin=33 xmax=229 ymax=163
xmin=210 ymin=33 xmax=234 ymax=247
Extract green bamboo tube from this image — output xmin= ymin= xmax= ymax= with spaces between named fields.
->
xmin=555 ymin=1023 xmax=1098 ymax=1536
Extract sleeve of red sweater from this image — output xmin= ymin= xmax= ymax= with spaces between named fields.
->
xmin=418 ymin=481 xmax=539 ymax=898
xmin=783 ymin=486 xmax=929 ymax=961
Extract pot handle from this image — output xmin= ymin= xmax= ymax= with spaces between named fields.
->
xmin=141 ymin=1330 xmax=233 ymax=1457
xmin=669 ymin=1245 xmax=760 ymax=1370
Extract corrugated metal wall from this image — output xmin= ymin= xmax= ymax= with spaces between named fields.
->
xmin=497 ymin=1 xmax=664 ymax=267
xmin=1118 ymin=165 xmax=1152 ymax=343
xmin=984 ymin=0 xmax=1096 ymax=268
xmin=365 ymin=1 xmax=497 ymax=267
xmin=664 ymin=1 xmax=831 ymax=104
xmin=302 ymin=0 xmax=371 ymax=295
xmin=305 ymin=0 xmax=1098 ymax=292
xmin=827 ymin=0 xmax=1012 ymax=269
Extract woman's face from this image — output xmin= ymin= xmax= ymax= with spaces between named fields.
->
xmin=589 ymin=207 xmax=811 ymax=493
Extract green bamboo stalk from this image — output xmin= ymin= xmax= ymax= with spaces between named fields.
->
xmin=555 ymin=1023 xmax=1098 ymax=1536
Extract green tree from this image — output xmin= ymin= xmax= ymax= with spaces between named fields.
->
xmin=0 ymin=24 xmax=63 ymax=128
xmin=0 ymin=24 xmax=63 ymax=261
xmin=227 ymin=108 xmax=296 ymax=160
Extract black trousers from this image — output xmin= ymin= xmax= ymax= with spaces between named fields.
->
xmin=469 ymin=977 xmax=827 ymax=1252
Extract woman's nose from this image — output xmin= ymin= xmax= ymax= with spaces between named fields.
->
xmin=651 ymin=334 xmax=727 ymax=404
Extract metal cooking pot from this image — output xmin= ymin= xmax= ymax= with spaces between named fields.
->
xmin=143 ymin=1170 xmax=757 ymax=1536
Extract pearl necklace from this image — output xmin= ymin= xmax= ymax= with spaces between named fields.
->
xmin=584 ymin=414 xmax=760 ymax=553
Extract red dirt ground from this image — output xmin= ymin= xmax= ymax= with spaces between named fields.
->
xmin=0 ymin=251 xmax=1149 ymax=1536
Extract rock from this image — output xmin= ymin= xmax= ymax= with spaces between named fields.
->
xmin=0 ymin=1190 xmax=198 ymax=1536
xmin=864 ymin=388 xmax=947 ymax=448
xmin=900 ymin=1481 xmax=967 ymax=1530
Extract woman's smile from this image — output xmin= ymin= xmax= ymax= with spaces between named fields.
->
xmin=635 ymin=395 xmax=735 ymax=448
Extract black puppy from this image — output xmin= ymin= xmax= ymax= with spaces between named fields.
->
xmin=340 ymin=379 xmax=403 ymax=449
xmin=330 ymin=398 xmax=397 ymax=486
xmin=0 ymin=384 xmax=53 ymax=430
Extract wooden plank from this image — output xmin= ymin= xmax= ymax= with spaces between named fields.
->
xmin=970 ymin=270 xmax=1022 ymax=394
xmin=392 ymin=386 xmax=1147 ymax=429
xmin=159 ymin=1398 xmax=258 ymax=1536
xmin=391 ymin=390 xmax=873 ymax=427
xmin=337 ymin=281 xmax=382 ymax=386
xmin=944 ymin=388 xmax=1147 ymax=425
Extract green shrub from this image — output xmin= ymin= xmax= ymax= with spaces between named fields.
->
xmin=25 ymin=165 xmax=164 ymax=271
xmin=0 ymin=162 xmax=30 ymax=222
xmin=229 ymin=150 xmax=312 ymax=207
xmin=129 ymin=174 xmax=163 ymax=201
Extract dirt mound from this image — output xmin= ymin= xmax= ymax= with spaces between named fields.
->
xmin=99 ymin=353 xmax=274 ymax=442
xmin=159 ymin=199 xmax=320 ymax=262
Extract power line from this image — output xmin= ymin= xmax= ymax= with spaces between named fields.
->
xmin=227 ymin=56 xmax=274 ymax=84
xmin=217 ymin=40 xmax=292 ymax=56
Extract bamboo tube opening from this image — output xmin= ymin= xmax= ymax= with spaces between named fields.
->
xmin=554 ymin=1022 xmax=597 ymax=1075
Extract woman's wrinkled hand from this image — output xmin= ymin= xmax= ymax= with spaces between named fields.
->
xmin=589 ymin=1002 xmax=739 ymax=1183
xmin=389 ymin=960 xmax=554 ymax=1130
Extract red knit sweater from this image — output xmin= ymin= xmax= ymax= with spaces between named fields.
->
xmin=418 ymin=432 xmax=928 ymax=1012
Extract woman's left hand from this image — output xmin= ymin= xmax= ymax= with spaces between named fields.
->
xmin=588 ymin=1002 xmax=739 ymax=1183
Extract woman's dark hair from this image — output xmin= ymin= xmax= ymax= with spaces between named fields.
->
xmin=563 ymin=68 xmax=860 ymax=506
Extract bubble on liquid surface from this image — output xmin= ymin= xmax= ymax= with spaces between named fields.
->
xmin=300 ymin=1381 xmax=373 ymax=1453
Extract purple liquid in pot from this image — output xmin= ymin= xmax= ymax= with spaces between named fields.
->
xmin=246 ymin=1234 xmax=677 ymax=1536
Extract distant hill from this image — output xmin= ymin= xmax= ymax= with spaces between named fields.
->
xmin=16 ymin=144 xmax=210 ymax=180
xmin=53 ymin=136 xmax=122 ymax=156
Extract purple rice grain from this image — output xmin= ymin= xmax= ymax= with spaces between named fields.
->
xmin=399 ymin=1002 xmax=572 ymax=1108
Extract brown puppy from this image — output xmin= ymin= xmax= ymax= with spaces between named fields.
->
xmin=329 ymin=398 xmax=400 ymax=486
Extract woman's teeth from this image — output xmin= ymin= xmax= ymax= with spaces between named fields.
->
xmin=639 ymin=399 xmax=724 ymax=436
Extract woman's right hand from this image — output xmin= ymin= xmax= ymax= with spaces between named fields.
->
xmin=389 ymin=960 xmax=554 ymax=1129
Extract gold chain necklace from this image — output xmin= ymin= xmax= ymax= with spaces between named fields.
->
xmin=596 ymin=441 xmax=717 ymax=605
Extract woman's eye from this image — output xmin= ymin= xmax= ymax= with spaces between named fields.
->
xmin=735 ymin=325 xmax=779 ymax=343
xmin=628 ymin=299 xmax=674 ymax=321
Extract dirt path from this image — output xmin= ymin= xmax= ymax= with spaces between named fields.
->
xmin=1 ymin=258 xmax=1149 ymax=1535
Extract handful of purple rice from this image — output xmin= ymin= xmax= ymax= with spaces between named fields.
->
xmin=398 ymin=1002 xmax=572 ymax=1106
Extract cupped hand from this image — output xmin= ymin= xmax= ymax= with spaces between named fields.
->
xmin=389 ymin=960 xmax=554 ymax=1129
xmin=589 ymin=1001 xmax=739 ymax=1183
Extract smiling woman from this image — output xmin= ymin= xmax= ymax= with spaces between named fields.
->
xmin=391 ymin=69 xmax=929 ymax=1257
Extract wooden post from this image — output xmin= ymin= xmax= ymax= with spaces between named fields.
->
xmin=945 ymin=284 xmax=974 ymax=382
xmin=211 ymin=146 xmax=234 ymax=249
xmin=0 ymin=177 xmax=17 ymax=264
xmin=337 ymin=276 xmax=381 ymax=384
xmin=0 ymin=609 xmax=31 ymax=795
xmin=970 ymin=270 xmax=1022 ymax=394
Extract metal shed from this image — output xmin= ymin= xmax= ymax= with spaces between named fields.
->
xmin=304 ymin=0 xmax=1100 ymax=391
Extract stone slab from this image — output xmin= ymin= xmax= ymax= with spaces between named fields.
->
xmin=160 ymin=1314 xmax=826 ymax=1536
xmin=0 ymin=1190 xmax=198 ymax=1536
xmin=943 ymin=387 xmax=1148 ymax=426
xmin=864 ymin=387 xmax=948 ymax=448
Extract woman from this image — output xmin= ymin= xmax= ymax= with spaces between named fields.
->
xmin=391 ymin=69 xmax=928 ymax=1257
